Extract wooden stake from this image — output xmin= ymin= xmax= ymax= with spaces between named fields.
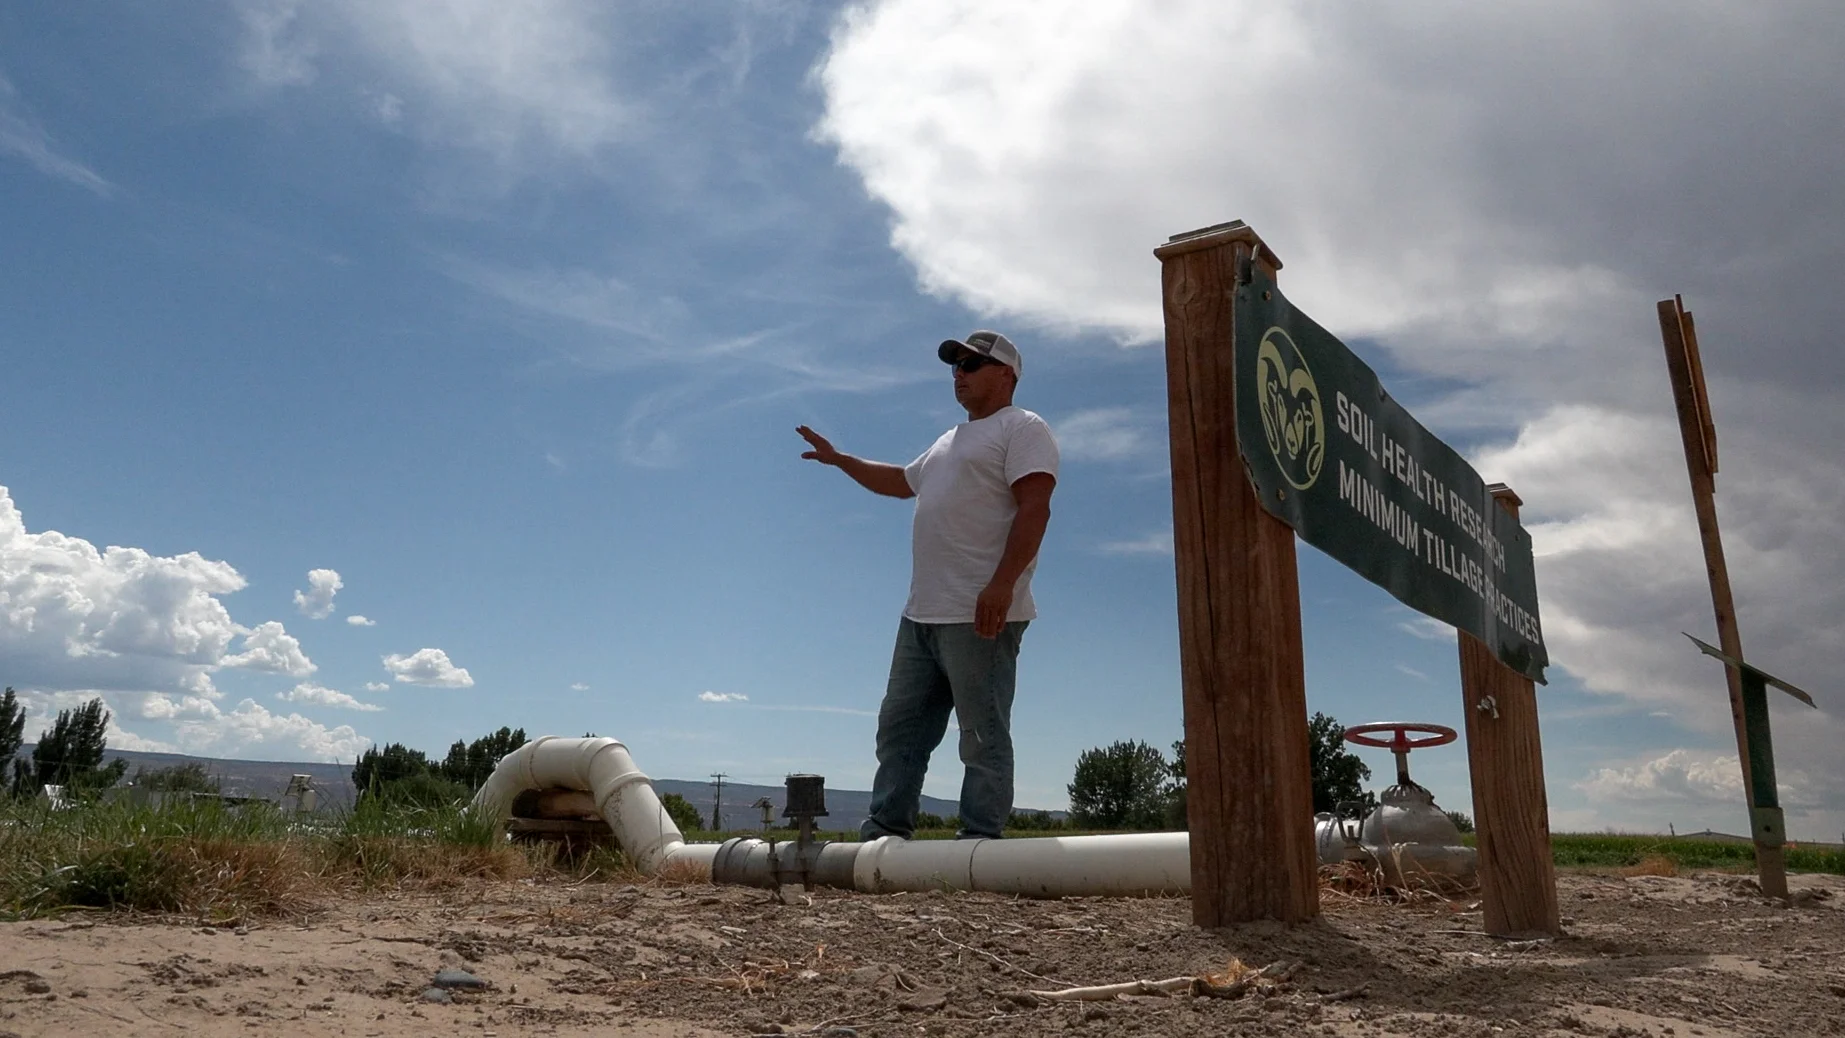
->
xmin=1458 ymin=485 xmax=1560 ymax=937
xmin=1656 ymin=297 xmax=1789 ymax=899
xmin=1155 ymin=222 xmax=1318 ymax=926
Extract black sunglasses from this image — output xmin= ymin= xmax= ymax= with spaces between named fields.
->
xmin=953 ymin=354 xmax=1003 ymax=374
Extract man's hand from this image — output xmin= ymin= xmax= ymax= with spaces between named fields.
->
xmin=974 ymin=580 xmax=1014 ymax=639
xmin=796 ymin=426 xmax=915 ymax=498
xmin=797 ymin=425 xmax=843 ymax=466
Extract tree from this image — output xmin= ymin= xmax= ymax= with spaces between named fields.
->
xmin=1163 ymin=739 xmax=1189 ymax=830
xmin=133 ymin=762 xmax=220 ymax=794
xmin=1445 ymin=809 xmax=1475 ymax=834
xmin=26 ymin=698 xmax=129 ymax=797
xmin=1307 ymin=711 xmax=1372 ymax=814
xmin=352 ymin=743 xmax=437 ymax=802
xmin=1067 ymin=740 xmax=1171 ymax=830
xmin=437 ymin=727 xmax=527 ymax=791
xmin=659 ymin=793 xmax=704 ymax=833
xmin=1006 ymin=809 xmax=1064 ymax=831
xmin=1 ymin=688 xmax=28 ymax=799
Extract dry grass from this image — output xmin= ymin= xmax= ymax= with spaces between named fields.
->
xmin=0 ymin=795 xmax=667 ymax=921
xmin=1318 ymin=854 xmax=1477 ymax=906
xmin=1619 ymin=853 xmax=1680 ymax=878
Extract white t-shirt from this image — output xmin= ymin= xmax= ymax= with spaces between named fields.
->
xmin=902 ymin=406 xmax=1060 ymax=623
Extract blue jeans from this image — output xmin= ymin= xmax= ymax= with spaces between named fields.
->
xmin=861 ymin=618 xmax=1028 ymax=841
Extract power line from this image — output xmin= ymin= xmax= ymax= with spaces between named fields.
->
xmin=709 ymin=772 xmax=727 ymax=831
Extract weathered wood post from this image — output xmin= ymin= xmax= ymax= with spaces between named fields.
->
xmin=1458 ymin=485 xmax=1560 ymax=936
xmin=1155 ymin=222 xmax=1319 ymax=926
xmin=1656 ymin=296 xmax=1789 ymax=900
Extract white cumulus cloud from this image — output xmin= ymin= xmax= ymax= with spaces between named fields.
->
xmin=0 ymin=484 xmax=317 ymax=692
xmin=382 ymin=647 xmax=474 ymax=688
xmin=699 ymin=691 xmax=748 ymax=703
xmin=275 ymin=682 xmax=383 ymax=712
xmin=293 ymin=568 xmax=343 ymax=619
xmin=1578 ymin=749 xmax=1738 ymax=805
xmin=817 ymin=0 xmax=1845 ymax=836
xmin=570 ymin=682 xmax=589 ymax=691
xmin=364 ymin=681 xmax=390 ymax=693
xmin=346 ymin=614 xmax=376 ymax=626
xmin=222 ymin=620 xmax=317 ymax=677
xmin=173 ymin=698 xmax=371 ymax=762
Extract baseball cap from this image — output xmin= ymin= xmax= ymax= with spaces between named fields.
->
xmin=937 ymin=330 xmax=1023 ymax=379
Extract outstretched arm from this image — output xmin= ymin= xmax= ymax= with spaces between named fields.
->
xmin=797 ymin=425 xmax=915 ymax=499
xmin=973 ymin=471 xmax=1056 ymax=637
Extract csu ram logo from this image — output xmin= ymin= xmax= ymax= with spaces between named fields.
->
xmin=1254 ymin=325 xmax=1325 ymax=491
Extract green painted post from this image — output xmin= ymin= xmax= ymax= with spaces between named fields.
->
xmin=1738 ymin=671 xmax=1785 ymax=849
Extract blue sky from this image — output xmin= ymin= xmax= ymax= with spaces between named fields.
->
xmin=3 ymin=1 xmax=1841 ymax=840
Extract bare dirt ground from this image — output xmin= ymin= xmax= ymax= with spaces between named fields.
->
xmin=1 ymin=869 xmax=1840 ymax=1038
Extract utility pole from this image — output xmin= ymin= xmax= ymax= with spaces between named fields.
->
xmin=709 ymin=772 xmax=727 ymax=832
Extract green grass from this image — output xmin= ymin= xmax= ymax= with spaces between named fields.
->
xmin=1545 ymin=832 xmax=1844 ymax=874
xmin=6 ymin=800 xmax=1838 ymax=923
xmin=0 ymin=793 xmax=571 ymax=921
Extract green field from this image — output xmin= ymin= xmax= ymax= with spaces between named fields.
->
xmin=1543 ymin=832 xmax=1843 ymax=874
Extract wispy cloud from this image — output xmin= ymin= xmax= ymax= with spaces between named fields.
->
xmin=236 ymin=0 xmax=317 ymax=87
xmin=1393 ymin=663 xmax=1429 ymax=682
xmin=233 ymin=0 xmax=630 ymax=168
xmin=570 ymin=682 xmax=589 ymax=691
xmin=1397 ymin=617 xmax=1452 ymax=642
xmin=275 ymin=682 xmax=383 ymax=712
xmin=1055 ymin=407 xmax=1150 ymax=461
xmin=699 ymin=690 xmax=749 ymax=703
xmin=1097 ymin=530 xmax=1173 ymax=556
xmin=0 ymin=74 xmax=112 ymax=196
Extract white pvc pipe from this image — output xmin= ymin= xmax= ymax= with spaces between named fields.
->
xmin=470 ymin=735 xmax=713 ymax=873
xmin=470 ymin=736 xmax=1191 ymax=897
xmin=853 ymin=832 xmax=1190 ymax=897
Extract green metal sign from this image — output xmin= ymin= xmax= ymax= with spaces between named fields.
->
xmin=1235 ymin=268 xmax=1549 ymax=682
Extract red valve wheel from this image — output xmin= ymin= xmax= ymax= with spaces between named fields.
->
xmin=1343 ymin=722 xmax=1458 ymax=752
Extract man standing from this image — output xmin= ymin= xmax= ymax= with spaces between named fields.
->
xmin=796 ymin=330 xmax=1058 ymax=841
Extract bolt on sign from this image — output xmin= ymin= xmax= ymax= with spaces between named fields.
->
xmin=1234 ymin=267 xmax=1549 ymax=682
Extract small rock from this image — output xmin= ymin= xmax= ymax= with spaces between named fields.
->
xmin=820 ymin=1029 xmax=859 ymax=1038
xmin=24 ymin=979 xmax=51 ymax=995
xmin=420 ymin=987 xmax=453 ymax=1004
xmin=71 ymin=989 xmax=88 ymax=999
xmin=432 ymin=968 xmax=487 ymax=991
xmin=897 ymin=986 xmax=949 ymax=1012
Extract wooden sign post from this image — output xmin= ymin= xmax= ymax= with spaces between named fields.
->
xmin=1157 ymin=219 xmax=1562 ymax=928
xmin=1156 ymin=222 xmax=1319 ymax=925
xmin=1656 ymin=296 xmax=1789 ymax=900
xmin=1458 ymin=486 xmax=1561 ymax=936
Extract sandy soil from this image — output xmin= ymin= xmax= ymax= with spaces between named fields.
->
xmin=0 ymin=869 xmax=1840 ymax=1038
